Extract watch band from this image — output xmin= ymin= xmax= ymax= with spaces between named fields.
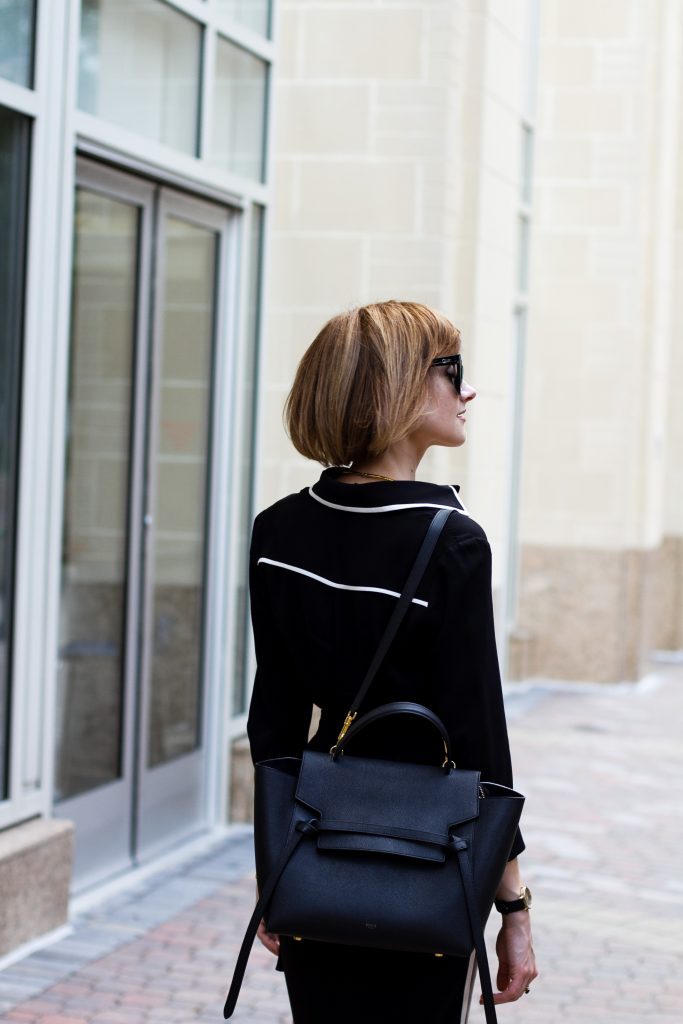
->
xmin=494 ymin=885 xmax=532 ymax=915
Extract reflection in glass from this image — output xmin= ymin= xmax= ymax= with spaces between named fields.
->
xmin=147 ymin=217 xmax=216 ymax=768
xmin=55 ymin=189 xmax=138 ymax=801
xmin=0 ymin=0 xmax=35 ymax=87
xmin=0 ymin=108 xmax=30 ymax=800
xmin=216 ymin=0 xmax=270 ymax=38
xmin=233 ymin=205 xmax=263 ymax=715
xmin=211 ymin=37 xmax=267 ymax=181
xmin=78 ymin=0 xmax=201 ymax=155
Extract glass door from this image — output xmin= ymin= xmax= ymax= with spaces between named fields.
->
xmin=136 ymin=194 xmax=225 ymax=858
xmin=55 ymin=165 xmax=152 ymax=887
xmin=56 ymin=160 xmax=232 ymax=890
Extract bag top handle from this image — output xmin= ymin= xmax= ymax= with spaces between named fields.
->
xmin=331 ymin=700 xmax=455 ymax=768
xmin=330 ymin=507 xmax=455 ymax=754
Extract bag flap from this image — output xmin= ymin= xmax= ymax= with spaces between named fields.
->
xmin=256 ymin=756 xmax=301 ymax=778
xmin=479 ymin=779 xmax=525 ymax=799
xmin=296 ymin=751 xmax=480 ymax=836
xmin=317 ymin=832 xmax=446 ymax=863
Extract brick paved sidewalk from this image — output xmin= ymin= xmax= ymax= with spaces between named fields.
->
xmin=1 ymin=663 xmax=682 ymax=1024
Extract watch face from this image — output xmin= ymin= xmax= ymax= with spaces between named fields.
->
xmin=523 ymin=886 xmax=533 ymax=908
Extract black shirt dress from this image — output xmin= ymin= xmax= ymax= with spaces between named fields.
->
xmin=247 ymin=467 xmax=525 ymax=1023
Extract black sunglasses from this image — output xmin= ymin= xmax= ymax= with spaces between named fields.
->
xmin=431 ymin=354 xmax=463 ymax=394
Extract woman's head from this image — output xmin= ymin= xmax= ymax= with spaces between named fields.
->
xmin=285 ymin=300 xmax=469 ymax=466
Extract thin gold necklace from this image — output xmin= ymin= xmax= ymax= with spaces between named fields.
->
xmin=340 ymin=468 xmax=396 ymax=482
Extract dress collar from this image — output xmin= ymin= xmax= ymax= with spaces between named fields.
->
xmin=307 ymin=467 xmax=468 ymax=515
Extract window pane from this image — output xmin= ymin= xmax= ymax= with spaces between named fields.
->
xmin=55 ymin=189 xmax=139 ymax=801
xmin=147 ymin=216 xmax=217 ymax=768
xmin=78 ymin=0 xmax=201 ymax=156
xmin=211 ymin=37 xmax=267 ymax=181
xmin=216 ymin=0 xmax=270 ymax=38
xmin=0 ymin=109 xmax=30 ymax=801
xmin=0 ymin=0 xmax=35 ymax=87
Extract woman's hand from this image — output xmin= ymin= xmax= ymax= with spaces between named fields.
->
xmin=480 ymin=911 xmax=538 ymax=1005
xmin=256 ymin=918 xmax=280 ymax=957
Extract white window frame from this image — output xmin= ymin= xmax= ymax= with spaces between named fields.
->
xmin=0 ymin=0 xmax=79 ymax=830
xmin=1 ymin=0 xmax=276 ymax=831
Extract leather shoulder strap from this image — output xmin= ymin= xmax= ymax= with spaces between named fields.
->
xmin=348 ymin=507 xmax=454 ymax=716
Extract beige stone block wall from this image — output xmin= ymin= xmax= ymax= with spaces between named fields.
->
xmin=301 ymin=8 xmax=424 ymax=78
xmin=263 ymin=1 xmax=462 ymax=516
xmin=662 ymin=65 xmax=683 ymax=558
xmin=521 ymin=0 xmax=680 ymax=553
xmin=274 ymin=84 xmax=371 ymax=154
xmin=260 ymin=0 xmax=534 ymax=589
xmin=256 ymin=0 xmax=683 ymax=693
xmin=513 ymin=0 xmax=683 ymax=678
xmin=554 ymin=0 xmax=634 ymax=38
xmin=660 ymin=126 xmax=683 ymax=651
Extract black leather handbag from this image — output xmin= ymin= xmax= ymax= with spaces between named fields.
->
xmin=224 ymin=508 xmax=525 ymax=1023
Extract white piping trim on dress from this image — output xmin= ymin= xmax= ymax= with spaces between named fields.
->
xmin=257 ymin=557 xmax=429 ymax=607
xmin=450 ymin=485 xmax=469 ymax=514
xmin=308 ymin=488 xmax=470 ymax=516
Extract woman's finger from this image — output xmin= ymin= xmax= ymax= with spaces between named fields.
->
xmin=480 ymin=970 xmax=539 ymax=1005
xmin=256 ymin=919 xmax=280 ymax=957
xmin=492 ymin=974 xmax=532 ymax=1003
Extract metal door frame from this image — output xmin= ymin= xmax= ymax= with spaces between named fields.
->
xmin=135 ymin=187 xmax=234 ymax=860
xmin=56 ymin=159 xmax=154 ymax=891
xmin=58 ymin=159 xmax=239 ymax=890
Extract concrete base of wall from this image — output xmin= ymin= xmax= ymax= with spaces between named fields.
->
xmin=228 ymin=708 xmax=322 ymax=825
xmin=511 ymin=536 xmax=683 ymax=682
xmin=229 ymin=738 xmax=254 ymax=824
xmin=0 ymin=818 xmax=74 ymax=958
xmin=651 ymin=536 xmax=683 ymax=651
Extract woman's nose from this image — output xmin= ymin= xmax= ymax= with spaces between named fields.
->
xmin=460 ymin=380 xmax=476 ymax=402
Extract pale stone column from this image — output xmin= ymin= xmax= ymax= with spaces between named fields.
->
xmin=514 ymin=0 xmax=682 ymax=681
xmin=260 ymin=0 xmax=536 ymax=601
xmin=263 ymin=0 xmax=465 ymax=511
xmin=657 ymin=74 xmax=683 ymax=652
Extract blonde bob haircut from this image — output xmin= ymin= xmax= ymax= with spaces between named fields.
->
xmin=284 ymin=300 xmax=461 ymax=467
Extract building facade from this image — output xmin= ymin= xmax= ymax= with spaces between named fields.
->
xmin=261 ymin=0 xmax=541 ymax=673
xmin=1 ymin=0 xmax=682 ymax=964
xmin=262 ymin=0 xmax=683 ymax=687
xmin=514 ymin=0 xmax=683 ymax=682
xmin=0 ymin=0 xmax=273 ymax=955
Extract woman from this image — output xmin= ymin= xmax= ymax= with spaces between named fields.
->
xmin=247 ymin=301 xmax=538 ymax=1022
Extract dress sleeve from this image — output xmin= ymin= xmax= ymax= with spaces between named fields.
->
xmin=433 ymin=534 xmax=525 ymax=861
xmin=246 ymin=514 xmax=313 ymax=765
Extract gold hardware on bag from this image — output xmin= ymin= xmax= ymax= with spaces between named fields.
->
xmin=329 ymin=710 xmax=357 ymax=755
xmin=434 ymin=953 xmax=444 ymax=958
xmin=293 ymin=936 xmax=302 ymax=942
xmin=442 ymin=757 xmax=456 ymax=769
